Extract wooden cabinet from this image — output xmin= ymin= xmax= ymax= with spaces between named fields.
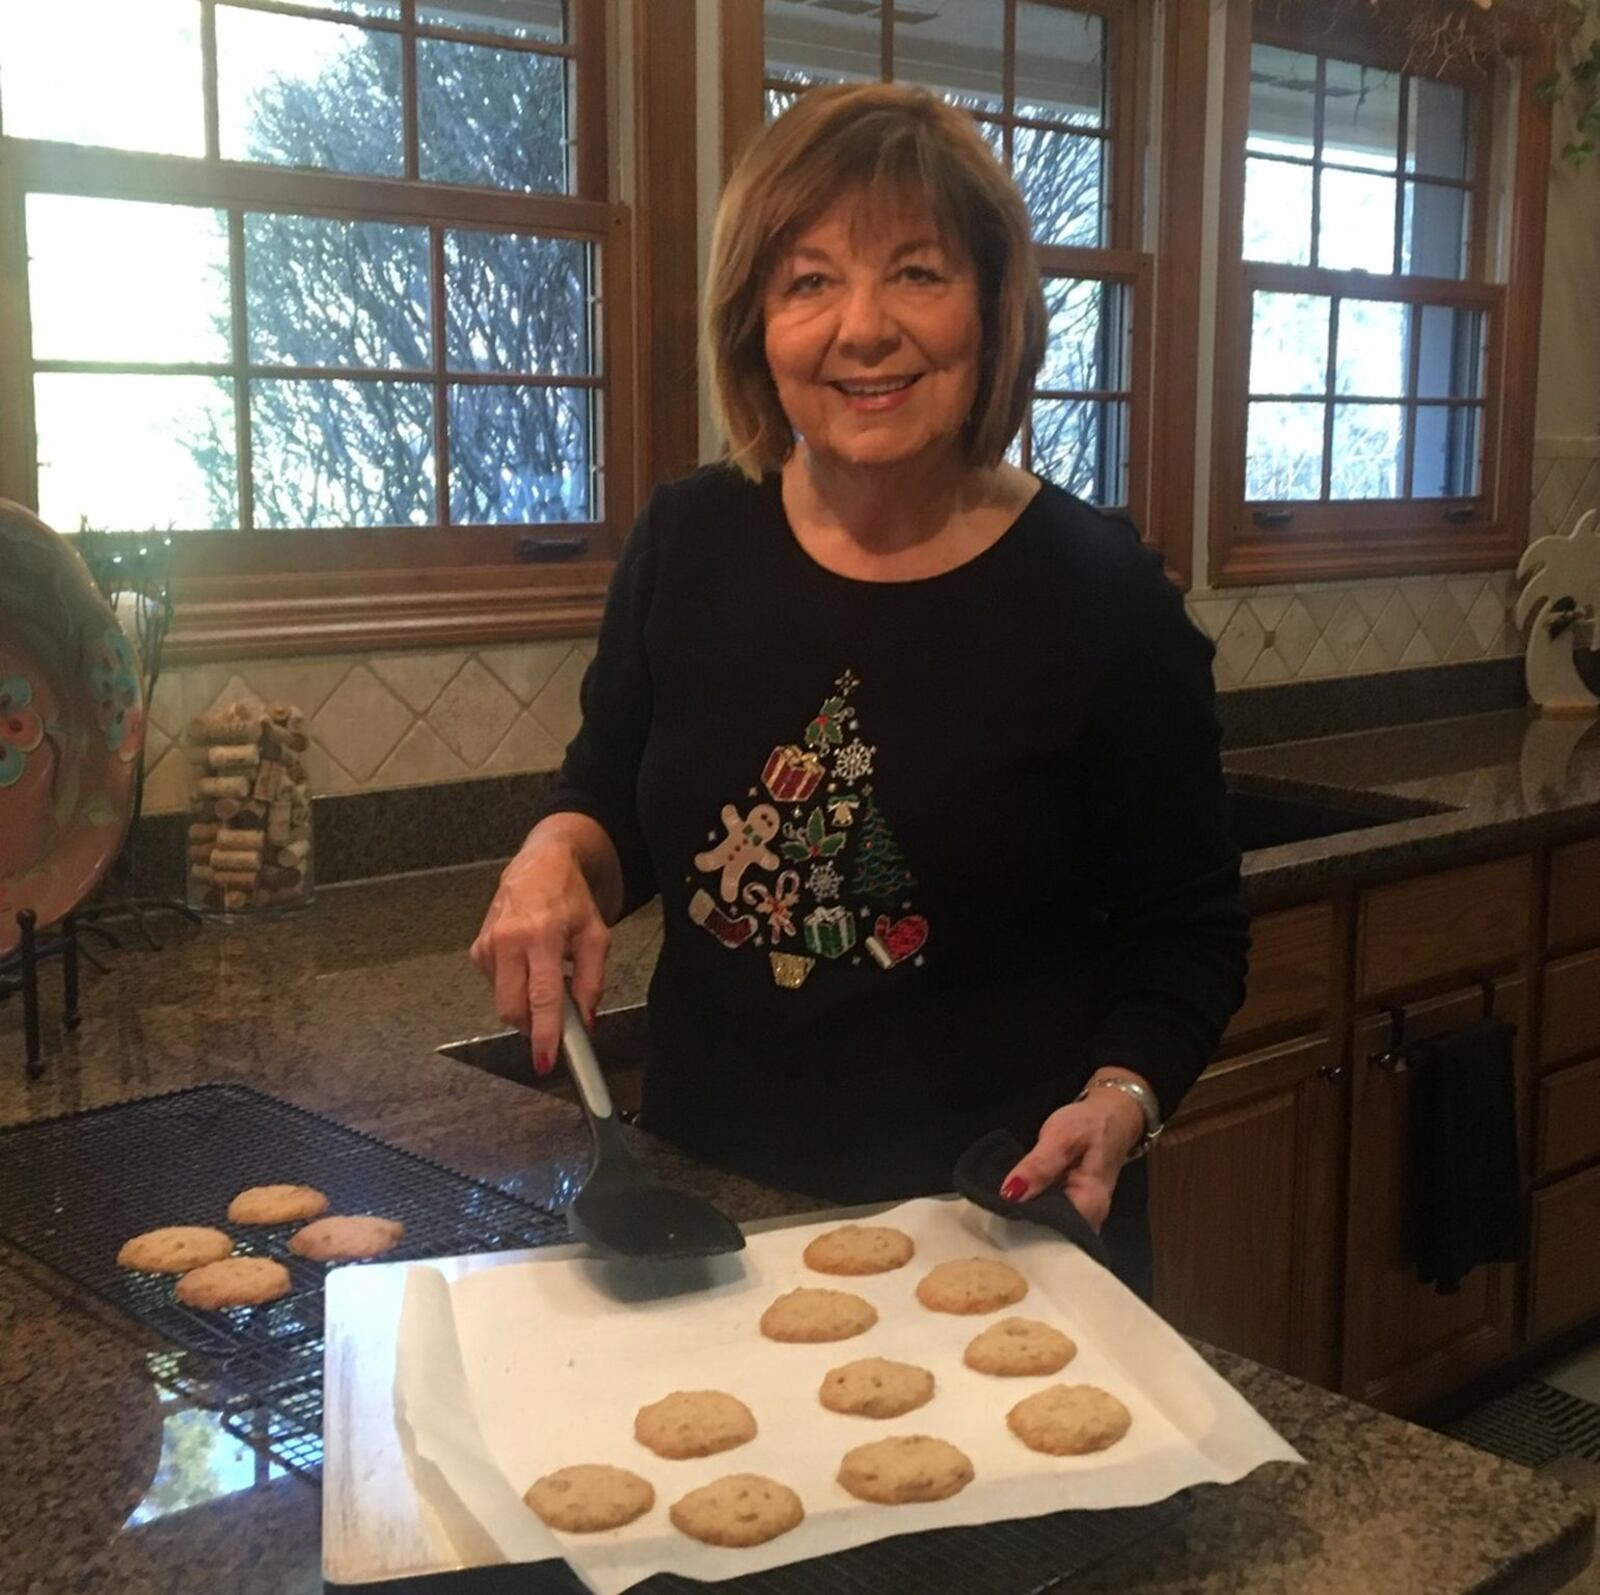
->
xmin=1341 ymin=979 xmax=1528 ymax=1414
xmin=1535 ymin=1057 xmax=1600 ymax=1179
xmin=1539 ymin=948 xmax=1600 ymax=1069
xmin=1149 ymin=1034 xmax=1346 ymax=1387
xmin=1548 ymin=838 xmax=1600 ymax=953
xmin=1528 ymin=1166 xmax=1600 ymax=1341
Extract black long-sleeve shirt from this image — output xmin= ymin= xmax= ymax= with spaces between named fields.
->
xmin=539 ymin=465 xmax=1249 ymax=1202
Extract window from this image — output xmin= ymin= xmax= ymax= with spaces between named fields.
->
xmin=1208 ymin=7 xmax=1540 ymax=585
xmin=757 ymin=0 xmax=1148 ymax=518
xmin=0 ymin=0 xmax=630 ymax=654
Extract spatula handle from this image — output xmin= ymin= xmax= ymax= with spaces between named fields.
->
xmin=560 ymin=992 xmax=615 ymax=1121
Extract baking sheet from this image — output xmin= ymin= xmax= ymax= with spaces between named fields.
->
xmin=394 ymin=1197 xmax=1302 ymax=1595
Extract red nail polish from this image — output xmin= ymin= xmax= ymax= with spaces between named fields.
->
xmin=1000 ymin=1177 xmax=1028 ymax=1202
xmin=586 ymin=1007 xmax=597 ymax=1030
xmin=534 ymin=1052 xmax=552 ymax=1076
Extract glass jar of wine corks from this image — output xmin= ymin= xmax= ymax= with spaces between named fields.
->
xmin=184 ymin=701 xmax=313 ymax=917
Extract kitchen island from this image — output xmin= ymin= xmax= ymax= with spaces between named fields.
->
xmin=2 ymin=706 xmax=1597 ymax=1594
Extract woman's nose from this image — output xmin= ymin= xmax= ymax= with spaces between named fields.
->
xmin=835 ymin=281 xmax=899 ymax=357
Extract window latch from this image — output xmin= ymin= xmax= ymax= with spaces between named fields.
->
xmin=1442 ymin=506 xmax=1477 ymax=524
xmin=1251 ymin=508 xmax=1295 ymax=528
xmin=514 ymin=533 xmax=590 ymax=562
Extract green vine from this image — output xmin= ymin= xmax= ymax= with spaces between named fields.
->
xmin=1535 ymin=1 xmax=1600 ymax=166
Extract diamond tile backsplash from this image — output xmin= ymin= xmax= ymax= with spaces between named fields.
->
xmin=136 ymin=441 xmax=1596 ymax=814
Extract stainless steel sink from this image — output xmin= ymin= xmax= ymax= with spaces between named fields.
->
xmin=1225 ymin=782 xmax=1451 ymax=852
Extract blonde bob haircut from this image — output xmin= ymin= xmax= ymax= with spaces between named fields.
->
xmin=704 ymin=82 xmax=1047 ymax=480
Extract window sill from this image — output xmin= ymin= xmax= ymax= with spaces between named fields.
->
xmin=1212 ymin=518 xmax=1522 ymax=587
xmin=165 ymin=561 xmax=613 ymax=662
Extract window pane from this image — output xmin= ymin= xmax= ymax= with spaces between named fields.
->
xmin=1322 ymin=58 xmax=1400 ymax=172
xmin=764 ymin=0 xmax=880 ymax=86
xmin=1248 ymin=44 xmax=1316 ymax=158
xmin=1403 ymin=181 xmax=1468 ymax=278
xmin=1318 ymin=168 xmax=1397 ymax=272
xmin=36 ymin=374 xmax=237 ymax=532
xmin=245 ymin=0 xmax=400 ymax=14
xmin=1335 ymin=299 xmax=1408 ymax=398
xmin=250 ymin=379 xmax=434 ymax=526
xmin=1015 ymin=126 xmax=1104 ymax=247
xmin=1407 ymin=77 xmax=1470 ymax=180
xmin=1247 ymin=401 xmax=1325 ymax=499
xmin=445 ymin=232 xmax=591 ymax=375
xmin=1331 ymin=403 xmax=1404 ymax=498
xmin=1039 ymin=277 xmax=1129 ymax=393
xmin=1416 ymin=305 xmax=1485 ymax=399
xmin=1031 ymin=399 xmax=1127 ymax=505
xmin=245 ymin=215 xmax=430 ymax=369
xmin=28 ymin=196 xmax=229 ymax=364
xmin=417 ymin=0 xmax=564 ymax=40
xmin=218 ymin=9 xmax=403 ymax=176
xmin=0 ymin=0 xmax=205 ymax=156
xmin=1414 ymin=404 xmax=1482 ymax=496
xmin=973 ymin=116 xmax=1006 ymax=165
xmin=1015 ymin=4 xmax=1104 ymax=127
xmin=1250 ymin=292 xmax=1329 ymax=397
xmin=1244 ymin=157 xmax=1312 ymax=265
xmin=419 ymin=39 xmax=570 ymax=191
xmin=448 ymin=385 xmax=593 ymax=522
xmin=766 ymin=79 xmax=807 ymax=121
xmin=893 ymin=0 xmax=1003 ymax=116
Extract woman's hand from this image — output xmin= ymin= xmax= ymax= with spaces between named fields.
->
xmin=470 ymin=830 xmax=612 ymax=1076
xmin=998 ymin=1073 xmax=1151 ymax=1232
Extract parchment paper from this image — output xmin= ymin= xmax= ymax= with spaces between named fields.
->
xmin=394 ymin=1197 xmax=1302 ymax=1594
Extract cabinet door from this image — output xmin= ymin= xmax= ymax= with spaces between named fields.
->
xmin=1528 ymin=1166 xmax=1600 ymax=1342
xmin=1342 ymin=978 xmax=1528 ymax=1415
xmin=1149 ymin=1034 xmax=1347 ymax=1387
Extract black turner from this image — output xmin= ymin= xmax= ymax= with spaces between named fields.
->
xmin=559 ymin=995 xmax=746 ymax=1261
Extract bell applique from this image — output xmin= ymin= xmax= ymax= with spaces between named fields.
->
xmin=769 ymin=951 xmax=814 ymax=989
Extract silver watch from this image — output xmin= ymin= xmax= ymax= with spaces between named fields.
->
xmin=1075 ymin=1077 xmax=1163 ymax=1160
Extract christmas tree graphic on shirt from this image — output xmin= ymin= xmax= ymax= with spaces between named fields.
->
xmin=687 ymin=669 xmax=930 ymax=989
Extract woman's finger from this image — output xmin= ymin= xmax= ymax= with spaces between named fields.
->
xmin=999 ymin=1113 xmax=1088 ymax=1200
xmin=525 ymin=929 xmax=570 ymax=1076
xmin=490 ymin=936 xmax=534 ymax=1038
xmin=568 ymin=916 xmax=611 ymax=1032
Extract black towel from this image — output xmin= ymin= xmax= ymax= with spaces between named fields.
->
xmin=953 ymin=1130 xmax=1113 ymax=1272
xmin=1407 ymin=1017 xmax=1525 ymax=1294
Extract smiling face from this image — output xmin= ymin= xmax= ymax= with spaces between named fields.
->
xmin=761 ymin=196 xmax=982 ymax=473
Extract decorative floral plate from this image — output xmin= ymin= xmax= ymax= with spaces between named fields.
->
xmin=0 ymin=500 xmax=144 ymax=956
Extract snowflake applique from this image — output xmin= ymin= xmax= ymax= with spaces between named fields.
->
xmin=807 ymin=861 xmax=843 ymax=901
xmin=835 ymin=668 xmax=860 ymax=696
xmin=833 ymin=739 xmax=875 ymax=784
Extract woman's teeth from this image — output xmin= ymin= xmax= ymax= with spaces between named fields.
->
xmin=834 ymin=376 xmax=919 ymax=395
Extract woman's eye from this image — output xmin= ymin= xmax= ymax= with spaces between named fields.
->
xmin=897 ymin=264 xmax=942 ymax=285
xmin=787 ymin=272 xmax=828 ymax=296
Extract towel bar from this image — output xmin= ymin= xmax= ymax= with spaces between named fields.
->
xmin=1370 ymin=978 xmax=1497 ymax=1074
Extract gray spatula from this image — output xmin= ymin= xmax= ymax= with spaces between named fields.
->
xmin=559 ymin=994 xmax=746 ymax=1260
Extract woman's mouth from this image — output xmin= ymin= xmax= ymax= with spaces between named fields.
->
xmin=829 ymin=374 xmax=923 ymax=411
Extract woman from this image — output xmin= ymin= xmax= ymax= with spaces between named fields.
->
xmin=471 ymin=84 xmax=1249 ymax=1296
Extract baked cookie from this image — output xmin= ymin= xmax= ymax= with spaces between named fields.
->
xmin=914 ymin=1257 xmax=1028 ymax=1315
xmin=669 ymin=1474 xmax=805 ymax=1548
xmin=759 ymin=1287 xmax=878 ymax=1343
xmin=963 ymin=1317 xmax=1077 ymax=1377
xmin=524 ymin=1464 xmax=655 ymax=1533
xmin=837 ymin=1435 xmax=975 ymax=1504
xmin=227 ymin=1184 xmax=328 ymax=1225
xmin=1006 ymin=1384 xmax=1132 ymax=1456
xmin=288 ymin=1215 xmax=404 ymax=1261
xmin=819 ymin=1358 xmax=935 ymax=1419
xmin=176 ymin=1256 xmax=292 ymax=1309
xmin=802 ymin=1224 xmax=914 ymax=1276
xmin=117 ymin=1226 xmax=234 ymax=1275
xmin=634 ymin=1390 xmax=757 ymax=1460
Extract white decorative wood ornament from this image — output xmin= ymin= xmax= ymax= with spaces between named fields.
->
xmin=1515 ymin=508 xmax=1600 ymax=715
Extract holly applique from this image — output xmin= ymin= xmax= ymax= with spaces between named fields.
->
xmin=780 ymin=806 xmax=847 ymax=863
xmin=805 ymin=696 xmax=850 ymax=750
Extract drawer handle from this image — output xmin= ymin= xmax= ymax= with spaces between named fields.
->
xmin=1317 ymin=1058 xmax=1348 ymax=1085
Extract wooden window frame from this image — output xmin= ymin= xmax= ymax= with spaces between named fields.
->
xmin=0 ymin=0 xmax=695 ymax=661
xmin=1208 ymin=0 xmax=1552 ymax=587
xmin=722 ymin=0 xmax=1158 ymax=542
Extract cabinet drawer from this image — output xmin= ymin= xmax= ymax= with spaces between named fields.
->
xmin=1540 ymin=949 xmax=1600 ymax=1069
xmin=1549 ymin=838 xmax=1600 ymax=952
xmin=1357 ymin=857 xmax=1531 ymax=1000
xmin=1223 ymin=901 xmax=1336 ymax=1046
xmin=1528 ymin=1165 xmax=1600 ymax=1342
xmin=1536 ymin=1057 xmax=1600 ymax=1179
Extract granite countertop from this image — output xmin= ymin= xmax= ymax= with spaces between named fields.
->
xmin=1227 ymin=706 xmax=1600 ymax=899
xmin=3 ymin=800 xmax=1597 ymax=1590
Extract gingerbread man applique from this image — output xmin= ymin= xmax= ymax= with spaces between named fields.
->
xmin=694 ymin=802 xmax=781 ymax=902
